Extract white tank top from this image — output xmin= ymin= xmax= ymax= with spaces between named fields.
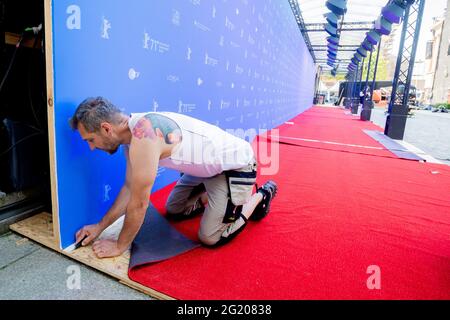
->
xmin=128 ymin=112 xmax=255 ymax=177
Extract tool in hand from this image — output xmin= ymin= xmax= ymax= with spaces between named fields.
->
xmin=74 ymin=235 xmax=88 ymax=250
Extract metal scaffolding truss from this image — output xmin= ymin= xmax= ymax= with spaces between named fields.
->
xmin=385 ymin=0 xmax=426 ymax=139
xmin=304 ymin=21 xmax=374 ymax=32
xmin=288 ymin=0 xmax=316 ymax=62
xmin=292 ymin=0 xmax=390 ymax=73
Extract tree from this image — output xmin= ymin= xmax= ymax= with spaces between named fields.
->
xmin=361 ymin=53 xmax=389 ymax=82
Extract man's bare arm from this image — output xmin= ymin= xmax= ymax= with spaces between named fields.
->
xmin=116 ymin=119 xmax=162 ymax=251
xmin=97 ymin=147 xmax=132 ymax=231
xmin=76 ymin=147 xmax=133 ymax=247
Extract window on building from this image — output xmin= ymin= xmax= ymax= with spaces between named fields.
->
xmin=426 ymin=41 xmax=433 ymax=59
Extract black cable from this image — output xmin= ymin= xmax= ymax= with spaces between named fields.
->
xmin=28 ymin=33 xmax=42 ymax=128
xmin=0 ymin=132 xmax=42 ymax=158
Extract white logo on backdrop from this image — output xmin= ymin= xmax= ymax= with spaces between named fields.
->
xmin=143 ymin=32 xmax=150 ymax=49
xmin=128 ymin=68 xmax=140 ymax=80
xmin=101 ymin=17 xmax=111 ymax=39
xmin=186 ymin=47 xmax=192 ymax=60
xmin=144 ymin=35 xmax=170 ymax=53
xmin=194 ymin=20 xmax=210 ymax=32
xmin=167 ymin=75 xmax=180 ymax=83
xmin=103 ymin=184 xmax=112 ymax=202
xmin=172 ymin=10 xmax=181 ymax=26
xmin=205 ymin=53 xmax=219 ymax=67
xmin=220 ymin=100 xmax=230 ymax=110
xmin=225 ymin=17 xmax=235 ymax=31
xmin=178 ymin=100 xmax=196 ymax=113
xmin=230 ymin=41 xmax=240 ymax=48
xmin=197 ymin=78 xmax=204 ymax=86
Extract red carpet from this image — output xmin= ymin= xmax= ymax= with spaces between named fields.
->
xmin=129 ymin=106 xmax=450 ymax=300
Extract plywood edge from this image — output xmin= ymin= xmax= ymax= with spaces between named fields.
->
xmin=44 ymin=0 xmax=61 ymax=247
xmin=10 ymin=213 xmax=175 ymax=300
xmin=119 ymin=281 xmax=176 ymax=300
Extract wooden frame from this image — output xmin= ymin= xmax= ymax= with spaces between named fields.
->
xmin=9 ymin=0 xmax=173 ymax=300
xmin=10 ymin=212 xmax=174 ymax=300
xmin=44 ymin=0 xmax=61 ymax=248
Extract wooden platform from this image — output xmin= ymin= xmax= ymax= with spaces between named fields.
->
xmin=9 ymin=212 xmax=174 ymax=300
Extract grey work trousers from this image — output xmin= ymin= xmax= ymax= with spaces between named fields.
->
xmin=165 ymin=159 xmax=257 ymax=246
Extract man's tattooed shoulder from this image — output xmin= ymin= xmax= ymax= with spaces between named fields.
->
xmin=132 ymin=117 xmax=157 ymax=140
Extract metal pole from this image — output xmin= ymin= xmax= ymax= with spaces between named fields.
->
xmin=364 ymin=50 xmax=373 ymax=98
xmin=401 ymin=0 xmax=425 ymax=107
xmin=361 ymin=46 xmax=375 ymax=121
xmin=387 ymin=3 xmax=411 ymax=115
xmin=357 ymin=58 xmax=365 ymax=100
xmin=385 ymin=0 xmax=426 ymax=139
xmin=352 ymin=64 xmax=359 ymax=98
xmin=370 ymin=40 xmax=382 ymax=100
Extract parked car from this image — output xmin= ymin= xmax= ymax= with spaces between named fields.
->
xmin=432 ymin=107 xmax=449 ymax=113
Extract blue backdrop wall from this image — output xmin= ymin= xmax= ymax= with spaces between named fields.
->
xmin=51 ymin=0 xmax=316 ymax=249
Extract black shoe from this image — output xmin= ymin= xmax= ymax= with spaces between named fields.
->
xmin=166 ymin=197 xmax=205 ymax=221
xmin=250 ymin=180 xmax=278 ymax=221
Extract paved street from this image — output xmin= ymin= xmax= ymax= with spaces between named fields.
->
xmin=0 ymin=232 xmax=152 ymax=300
xmin=371 ymin=108 xmax=450 ymax=165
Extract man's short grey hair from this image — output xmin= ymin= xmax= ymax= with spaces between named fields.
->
xmin=69 ymin=97 xmax=122 ymax=132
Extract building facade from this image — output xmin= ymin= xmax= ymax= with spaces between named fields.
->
xmin=431 ymin=1 xmax=450 ymax=104
xmin=424 ymin=16 xmax=445 ymax=104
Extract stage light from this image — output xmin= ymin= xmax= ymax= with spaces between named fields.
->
xmin=325 ymin=12 xmax=339 ymax=28
xmin=362 ymin=39 xmax=374 ymax=51
xmin=354 ymin=52 xmax=363 ymax=62
xmin=326 ymin=0 xmax=347 ymax=16
xmin=357 ymin=47 xmax=367 ymax=58
xmin=366 ymin=30 xmax=381 ymax=45
xmin=375 ymin=16 xmax=392 ymax=35
xmin=327 ymin=36 xmax=340 ymax=45
xmin=382 ymin=1 xmax=406 ymax=24
xmin=328 ymin=43 xmax=339 ymax=51
xmin=325 ymin=23 xmax=338 ymax=36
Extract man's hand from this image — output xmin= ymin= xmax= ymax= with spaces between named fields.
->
xmin=75 ymin=224 xmax=103 ymax=247
xmin=92 ymin=239 xmax=126 ymax=258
